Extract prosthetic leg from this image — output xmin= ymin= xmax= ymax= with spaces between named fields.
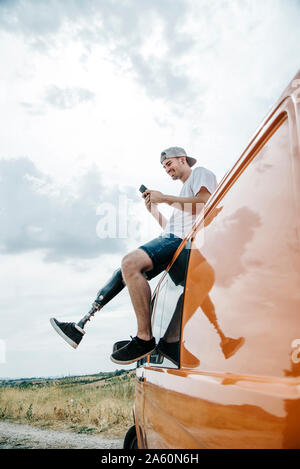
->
xmin=77 ymin=268 xmax=125 ymax=329
xmin=50 ymin=263 xmax=160 ymax=349
xmin=50 ymin=268 xmax=127 ymax=349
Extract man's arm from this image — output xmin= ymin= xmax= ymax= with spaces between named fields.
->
xmin=145 ymin=187 xmax=211 ymax=215
xmin=142 ymin=193 xmax=168 ymax=229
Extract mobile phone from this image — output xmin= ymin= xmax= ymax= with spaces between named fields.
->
xmin=139 ymin=184 xmax=147 ymax=194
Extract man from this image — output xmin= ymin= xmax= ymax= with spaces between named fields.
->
xmin=50 ymin=147 xmax=217 ymax=365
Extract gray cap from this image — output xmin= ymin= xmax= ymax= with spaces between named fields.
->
xmin=160 ymin=146 xmax=197 ymax=167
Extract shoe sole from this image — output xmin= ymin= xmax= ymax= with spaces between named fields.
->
xmin=50 ymin=318 xmax=79 ymax=349
xmin=110 ymin=347 xmax=156 ymax=365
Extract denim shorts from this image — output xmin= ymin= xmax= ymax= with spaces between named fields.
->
xmin=138 ymin=233 xmax=183 ymax=280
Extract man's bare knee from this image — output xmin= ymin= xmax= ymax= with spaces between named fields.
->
xmin=121 ymin=249 xmax=153 ymax=280
xmin=121 ymin=253 xmax=135 ymax=274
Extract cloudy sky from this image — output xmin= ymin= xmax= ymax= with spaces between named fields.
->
xmin=0 ymin=0 xmax=300 ymax=378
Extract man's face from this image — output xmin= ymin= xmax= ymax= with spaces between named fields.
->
xmin=162 ymin=157 xmax=185 ymax=180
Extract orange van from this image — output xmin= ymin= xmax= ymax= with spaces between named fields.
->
xmin=123 ymin=71 xmax=300 ymax=449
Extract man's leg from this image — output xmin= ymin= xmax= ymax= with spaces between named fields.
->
xmin=51 ymin=234 xmax=182 ymax=357
xmin=121 ymin=248 xmax=154 ymax=341
xmin=111 ymin=247 xmax=174 ymax=364
xmin=50 ymin=251 xmax=155 ymax=350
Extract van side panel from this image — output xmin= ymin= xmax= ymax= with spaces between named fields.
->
xmin=138 ymin=76 xmax=300 ymax=449
xmin=180 ymin=104 xmax=300 ymax=448
xmin=182 ymin=111 xmax=300 ymax=377
xmin=143 ymin=368 xmax=286 ymax=448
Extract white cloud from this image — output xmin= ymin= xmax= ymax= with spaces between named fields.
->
xmin=43 ymin=85 xmax=95 ymax=110
xmin=0 ymin=157 xmax=141 ymax=261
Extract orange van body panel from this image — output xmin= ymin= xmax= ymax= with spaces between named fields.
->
xmin=134 ymin=71 xmax=300 ymax=449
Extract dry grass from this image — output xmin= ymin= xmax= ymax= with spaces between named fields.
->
xmin=0 ymin=371 xmax=136 ymax=437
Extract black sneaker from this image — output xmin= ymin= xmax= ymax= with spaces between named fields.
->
xmin=50 ymin=318 xmax=85 ymax=349
xmin=157 ymin=338 xmax=179 ymax=365
xmin=110 ymin=336 xmax=156 ymax=365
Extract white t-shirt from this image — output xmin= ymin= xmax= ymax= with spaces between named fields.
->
xmin=162 ymin=166 xmax=218 ymax=239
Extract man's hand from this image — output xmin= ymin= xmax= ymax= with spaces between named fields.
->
xmin=142 ymin=191 xmax=154 ymax=213
xmin=142 ymin=190 xmax=167 ymax=228
xmin=143 ymin=190 xmax=165 ymax=204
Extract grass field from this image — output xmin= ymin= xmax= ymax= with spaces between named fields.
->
xmin=0 ymin=370 xmax=136 ymax=438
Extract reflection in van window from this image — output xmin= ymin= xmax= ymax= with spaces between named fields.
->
xmin=150 ymin=242 xmax=191 ymax=368
xmin=183 ymin=116 xmax=299 ymax=377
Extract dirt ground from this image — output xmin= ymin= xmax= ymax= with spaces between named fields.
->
xmin=0 ymin=420 xmax=123 ymax=449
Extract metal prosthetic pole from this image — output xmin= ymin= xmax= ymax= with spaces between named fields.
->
xmin=77 ymin=268 xmax=126 ymax=329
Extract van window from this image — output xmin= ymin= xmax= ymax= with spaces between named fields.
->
xmin=182 ymin=114 xmax=300 ymax=377
xmin=150 ymin=241 xmax=191 ymax=368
